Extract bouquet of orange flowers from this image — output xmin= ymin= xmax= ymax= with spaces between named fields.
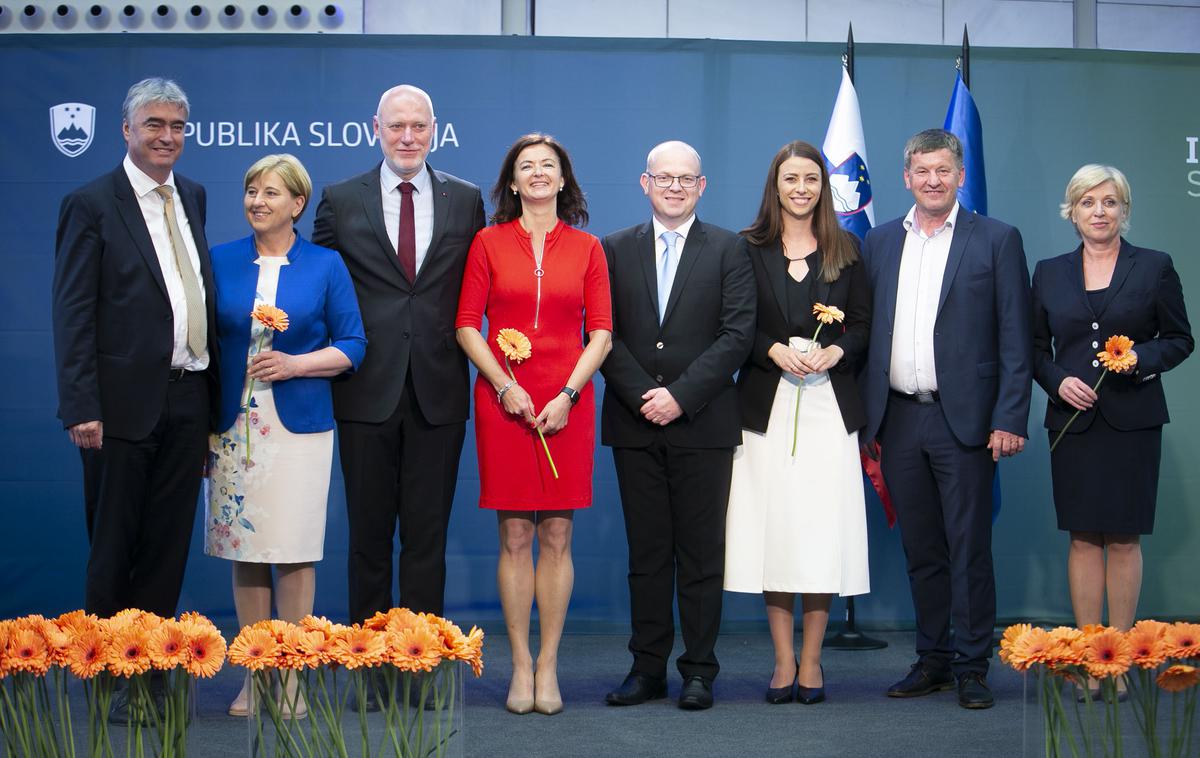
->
xmin=496 ymin=328 xmax=559 ymax=479
xmin=227 ymin=610 xmax=483 ymax=758
xmin=1000 ymin=620 xmax=1200 ymax=757
xmin=790 ymin=303 xmax=845 ymax=457
xmin=0 ymin=610 xmax=225 ymax=758
xmin=243 ymin=304 xmax=290 ymax=467
xmin=1050 ymin=335 xmax=1137 ymax=453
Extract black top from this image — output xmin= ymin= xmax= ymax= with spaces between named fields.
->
xmin=785 ymin=269 xmax=818 ymax=337
xmin=1086 ymin=287 xmax=1106 ymax=314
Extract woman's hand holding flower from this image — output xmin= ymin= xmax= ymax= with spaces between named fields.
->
xmin=250 ymin=350 xmax=301 ymax=382
xmin=799 ymin=344 xmax=844 ymax=374
xmin=535 ymin=394 xmax=572 ymax=435
xmin=499 ymin=382 xmax=536 ymax=421
xmin=1058 ymin=376 xmax=1099 ymax=411
xmin=768 ymin=343 xmax=810 ymax=377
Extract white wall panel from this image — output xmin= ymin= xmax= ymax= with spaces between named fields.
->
xmin=808 ymin=0 xmax=942 ymax=44
xmin=945 ymin=0 xmax=1074 ymax=47
xmin=365 ymin=0 xmax=502 ymax=35
xmin=535 ymin=0 xmax=667 ymax=38
xmin=1098 ymin=3 xmax=1200 ymax=52
xmin=667 ymin=0 xmax=807 ymax=41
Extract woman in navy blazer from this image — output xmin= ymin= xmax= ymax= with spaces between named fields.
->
xmin=204 ymin=154 xmax=366 ymax=716
xmin=1032 ymin=165 xmax=1192 ymax=651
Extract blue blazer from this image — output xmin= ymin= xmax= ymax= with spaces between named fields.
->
xmin=211 ymin=234 xmax=366 ymax=434
xmin=1032 ymin=239 xmax=1193 ymax=433
xmin=860 ymin=210 xmax=1033 ymax=447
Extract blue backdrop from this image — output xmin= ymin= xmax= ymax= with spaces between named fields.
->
xmin=2 ymin=34 xmax=1198 ymax=629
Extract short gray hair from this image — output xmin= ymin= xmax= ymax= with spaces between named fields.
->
xmin=903 ymin=129 xmax=962 ymax=170
xmin=1059 ymin=164 xmax=1132 ymax=234
xmin=122 ymin=78 xmax=190 ymax=124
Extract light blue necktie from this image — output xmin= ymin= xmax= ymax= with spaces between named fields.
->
xmin=658 ymin=230 xmax=680 ymax=323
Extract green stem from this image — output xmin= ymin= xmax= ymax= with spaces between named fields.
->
xmin=1050 ymin=370 xmax=1108 ymax=452
xmin=790 ymin=326 xmax=824 ymax=458
xmin=244 ymin=332 xmax=269 ymax=467
xmin=504 ymin=359 xmax=559 ymax=479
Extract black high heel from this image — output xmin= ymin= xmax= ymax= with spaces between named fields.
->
xmin=796 ymin=665 xmax=825 ymax=705
xmin=765 ymin=663 xmax=798 ymax=704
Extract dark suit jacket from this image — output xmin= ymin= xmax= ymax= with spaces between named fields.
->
xmin=312 ymin=162 xmax=485 ymax=425
xmin=600 ymin=218 xmax=756 ymax=449
xmin=53 ymin=165 xmax=217 ymax=441
xmin=1032 ymin=239 xmax=1193 ymax=433
xmin=860 ymin=209 xmax=1033 ymax=447
xmin=737 ymin=239 xmax=871 ymax=434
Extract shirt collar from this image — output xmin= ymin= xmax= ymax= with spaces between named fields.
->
xmin=903 ymin=201 xmax=961 ymax=237
xmin=652 ymin=214 xmax=697 ymax=244
xmin=123 ymin=154 xmax=175 ymax=199
xmin=380 ymin=161 xmax=432 ymax=195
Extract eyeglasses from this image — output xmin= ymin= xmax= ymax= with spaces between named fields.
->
xmin=645 ymin=173 xmax=700 ymax=189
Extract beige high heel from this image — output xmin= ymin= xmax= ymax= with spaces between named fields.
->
xmin=533 ymin=669 xmax=563 ymax=716
xmin=228 ymin=674 xmax=255 ymax=717
xmin=505 ymin=668 xmax=535 ymax=715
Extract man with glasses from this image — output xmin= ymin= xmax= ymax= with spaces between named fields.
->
xmin=601 ymin=141 xmax=755 ymax=710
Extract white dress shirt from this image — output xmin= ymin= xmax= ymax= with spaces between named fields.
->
xmin=379 ymin=161 xmax=435 ymax=275
xmin=889 ymin=202 xmax=961 ymax=394
xmin=652 ymin=213 xmax=697 ymax=309
xmin=122 ymin=154 xmax=209 ymax=370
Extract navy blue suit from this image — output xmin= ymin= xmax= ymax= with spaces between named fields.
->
xmin=860 ymin=208 xmax=1032 ymax=676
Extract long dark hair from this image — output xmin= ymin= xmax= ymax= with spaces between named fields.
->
xmin=741 ymin=140 xmax=858 ymax=283
xmin=490 ymin=133 xmax=588 ymax=227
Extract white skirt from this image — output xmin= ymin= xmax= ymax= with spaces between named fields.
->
xmin=724 ymin=337 xmax=870 ymax=596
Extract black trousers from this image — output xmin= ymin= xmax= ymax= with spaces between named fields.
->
xmin=879 ymin=395 xmax=996 ymax=676
xmin=612 ymin=438 xmax=733 ymax=682
xmin=338 ymin=378 xmax=465 ymax=621
xmin=82 ymin=372 xmax=208 ymax=618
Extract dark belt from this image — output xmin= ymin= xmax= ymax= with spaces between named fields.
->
xmin=889 ymin=388 xmax=940 ymax=404
xmin=168 ymin=368 xmax=201 ymax=382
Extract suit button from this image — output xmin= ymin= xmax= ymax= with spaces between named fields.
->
xmin=1092 ymin=360 xmax=1100 ymax=368
xmin=164 ymin=314 xmax=171 ymax=321
xmin=655 ymin=374 xmax=664 ymax=383
xmin=1092 ymin=341 xmax=1099 ymax=349
xmin=656 ymin=341 xmax=664 ymax=350
xmin=403 ymin=331 xmax=410 ymax=339
xmin=1092 ymin=322 xmax=1099 ymax=330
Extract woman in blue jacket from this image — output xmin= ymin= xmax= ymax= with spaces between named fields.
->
xmin=205 ymin=154 xmax=365 ymax=716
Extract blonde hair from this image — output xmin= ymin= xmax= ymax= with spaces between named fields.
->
xmin=244 ymin=153 xmax=313 ymax=217
xmin=1059 ymin=164 xmax=1131 ymax=234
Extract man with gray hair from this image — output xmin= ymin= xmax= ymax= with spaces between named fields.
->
xmin=53 ymin=77 xmax=216 ymax=657
xmin=601 ymin=140 xmax=755 ymax=710
xmin=859 ymin=128 xmax=1032 ymax=709
xmin=313 ymin=84 xmax=485 ymax=631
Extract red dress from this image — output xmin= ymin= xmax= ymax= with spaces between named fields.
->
xmin=455 ymin=220 xmax=612 ymax=510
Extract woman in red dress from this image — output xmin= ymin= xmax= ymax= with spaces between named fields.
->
xmin=456 ymin=134 xmax=612 ymax=715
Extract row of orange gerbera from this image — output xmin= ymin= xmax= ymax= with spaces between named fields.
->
xmin=0 ymin=609 xmax=227 ymax=680
xmin=999 ymin=620 xmax=1200 ymax=690
xmin=227 ymin=609 xmax=484 ymax=678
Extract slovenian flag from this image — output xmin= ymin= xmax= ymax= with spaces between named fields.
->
xmin=943 ymin=70 xmax=987 ymax=215
xmin=821 ymin=66 xmax=874 ymax=240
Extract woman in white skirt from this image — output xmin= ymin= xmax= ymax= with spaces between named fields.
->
xmin=725 ymin=141 xmax=871 ymax=704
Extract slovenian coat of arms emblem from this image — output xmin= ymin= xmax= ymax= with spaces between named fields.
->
xmin=50 ymin=103 xmax=96 ymax=157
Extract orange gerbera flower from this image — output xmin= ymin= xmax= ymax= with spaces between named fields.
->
xmin=38 ymin=618 xmax=72 ymax=666
xmin=1097 ymin=335 xmax=1136 ymax=373
xmin=332 ymin=626 xmax=386 ymax=670
xmin=812 ymin=303 xmax=846 ymax=326
xmin=1164 ymin=622 xmax=1200 ymax=660
xmin=147 ymin=621 xmax=189 ymax=670
xmin=1157 ymin=664 xmax=1200 ymax=693
xmin=7 ymin=626 xmax=51 ymax=675
xmin=1047 ymin=626 xmax=1087 ymax=666
xmin=278 ymin=626 xmax=315 ymax=670
xmin=1005 ymin=627 xmax=1057 ymax=672
xmin=998 ymin=623 xmax=1032 ymax=665
xmin=182 ymin=624 xmax=225 ymax=679
xmin=109 ymin=626 xmax=152 ymax=678
xmin=55 ymin=610 xmax=100 ymax=636
xmin=1084 ymin=627 xmax=1133 ymax=679
xmin=251 ymin=304 xmax=290 ymax=332
xmin=228 ymin=627 xmax=280 ymax=671
xmin=1128 ymin=621 xmax=1169 ymax=669
xmin=300 ymin=615 xmax=337 ymax=636
xmin=64 ymin=627 xmax=108 ymax=679
xmin=496 ymin=328 xmax=532 ymax=363
xmin=389 ymin=625 xmax=444 ymax=673
xmin=250 ymin=618 xmax=292 ymax=641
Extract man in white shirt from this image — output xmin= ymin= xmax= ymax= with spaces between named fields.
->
xmin=53 ymin=78 xmax=216 ymax=630
xmin=859 ymin=129 xmax=1032 ymax=709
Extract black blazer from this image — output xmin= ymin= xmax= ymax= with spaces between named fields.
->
xmin=600 ymin=218 xmax=756 ymax=449
xmin=1032 ymin=239 xmax=1193 ymax=433
xmin=52 ymin=165 xmax=217 ymax=441
xmin=312 ymin=162 xmax=485 ymax=426
xmin=737 ymin=239 xmax=870 ymax=434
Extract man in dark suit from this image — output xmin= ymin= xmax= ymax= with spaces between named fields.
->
xmin=313 ymin=85 xmax=485 ymax=624
xmin=860 ymin=129 xmax=1032 ymax=709
xmin=601 ymin=141 xmax=755 ymax=711
xmin=52 ymin=77 xmax=216 ymax=625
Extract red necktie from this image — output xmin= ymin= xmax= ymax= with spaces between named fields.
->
xmin=397 ymin=181 xmax=416 ymax=281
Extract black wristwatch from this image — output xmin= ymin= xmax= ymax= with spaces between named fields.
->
xmin=559 ymin=386 xmax=580 ymax=405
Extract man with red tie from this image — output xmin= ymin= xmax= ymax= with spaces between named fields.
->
xmin=313 ymin=85 xmax=485 ymax=626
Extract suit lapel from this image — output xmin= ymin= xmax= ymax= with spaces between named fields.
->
xmin=759 ymin=241 xmax=789 ymax=323
xmin=112 ymin=169 xmax=170 ymax=301
xmin=359 ymin=168 xmax=410 ymax=287
xmin=808 ymin=249 xmax=832 ymax=307
xmin=1065 ymin=245 xmax=1092 ymax=316
xmin=662 ymin=219 xmax=706 ymax=325
xmin=1098 ymin=239 xmax=1136 ymax=317
xmin=421 ymin=166 xmax=450 ymax=285
xmin=936 ymin=209 xmax=975 ymax=319
xmin=880 ymin=225 xmax=904 ymax=332
xmin=635 ymin=222 xmax=660 ymax=320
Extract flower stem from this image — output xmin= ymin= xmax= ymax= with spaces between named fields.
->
xmin=790 ymin=327 xmax=822 ymax=458
xmin=1050 ymin=370 xmax=1108 ymax=453
xmin=243 ymin=332 xmax=269 ymax=468
xmin=505 ymin=359 xmax=559 ymax=479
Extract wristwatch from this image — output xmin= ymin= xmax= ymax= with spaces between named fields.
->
xmin=559 ymin=386 xmax=580 ymax=405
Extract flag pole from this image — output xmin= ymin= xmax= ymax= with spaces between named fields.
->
xmin=824 ymin=22 xmax=887 ymax=653
xmin=960 ymin=24 xmax=970 ymax=88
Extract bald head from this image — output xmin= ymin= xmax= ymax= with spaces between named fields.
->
xmin=641 ymin=140 xmax=706 ymax=229
xmin=374 ymin=84 xmax=437 ymax=180
xmin=376 ymin=85 xmax=435 ymax=121
xmin=646 ymin=140 xmax=702 ymax=175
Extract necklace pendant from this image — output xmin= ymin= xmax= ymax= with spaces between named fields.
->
xmin=534 ymin=267 xmax=544 ymax=278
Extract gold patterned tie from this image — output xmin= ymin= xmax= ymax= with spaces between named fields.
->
xmin=154 ymin=185 xmax=207 ymax=359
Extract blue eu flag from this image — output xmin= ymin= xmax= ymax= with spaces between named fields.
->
xmin=943 ymin=71 xmax=987 ymax=216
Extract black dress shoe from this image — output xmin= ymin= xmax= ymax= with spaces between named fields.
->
xmin=957 ymin=672 xmax=994 ymax=709
xmin=796 ymin=665 xmax=825 ymax=705
xmin=605 ymin=673 xmax=667 ymax=706
xmin=765 ymin=666 xmax=797 ymax=705
xmin=886 ymin=662 xmax=955 ymax=698
xmin=678 ymin=676 xmax=713 ymax=711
